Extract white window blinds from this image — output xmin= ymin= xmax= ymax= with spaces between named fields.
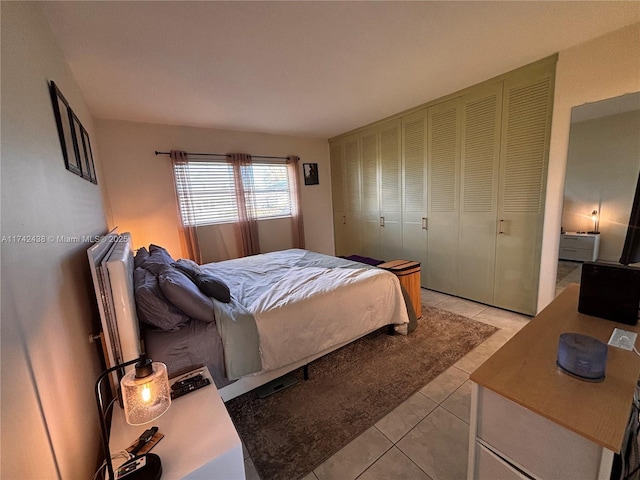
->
xmin=174 ymin=159 xmax=292 ymax=226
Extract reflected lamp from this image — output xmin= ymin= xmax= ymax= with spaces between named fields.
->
xmin=589 ymin=209 xmax=600 ymax=234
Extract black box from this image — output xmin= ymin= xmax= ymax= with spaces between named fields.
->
xmin=578 ymin=262 xmax=640 ymax=325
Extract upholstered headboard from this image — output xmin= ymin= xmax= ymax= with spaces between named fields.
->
xmin=88 ymin=231 xmax=141 ymax=369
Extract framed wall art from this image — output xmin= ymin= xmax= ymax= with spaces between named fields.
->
xmin=50 ymin=80 xmax=97 ymax=184
xmin=303 ymin=163 xmax=319 ymax=185
xmin=50 ymin=81 xmax=83 ymax=177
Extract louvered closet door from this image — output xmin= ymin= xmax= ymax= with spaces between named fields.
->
xmin=344 ymin=135 xmax=363 ymax=255
xmin=427 ymin=98 xmax=461 ymax=295
xmin=402 ymin=110 xmax=428 ymax=286
xmin=360 ymin=129 xmax=381 ymax=259
xmin=330 ymin=140 xmax=348 ymax=256
xmin=458 ymin=83 xmax=503 ymax=304
xmin=494 ymin=71 xmax=554 ymax=315
xmin=379 ymin=120 xmax=403 ymax=261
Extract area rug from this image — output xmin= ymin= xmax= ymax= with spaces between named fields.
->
xmin=225 ymin=304 xmax=498 ymax=480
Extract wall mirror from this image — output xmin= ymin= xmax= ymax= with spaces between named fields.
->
xmin=560 ymin=91 xmax=640 ymax=278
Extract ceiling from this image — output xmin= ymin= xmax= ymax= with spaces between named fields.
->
xmin=41 ymin=1 xmax=640 ymax=139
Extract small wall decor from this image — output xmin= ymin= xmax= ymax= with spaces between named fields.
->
xmin=303 ymin=163 xmax=319 ymax=185
xmin=49 ymin=80 xmax=97 ymax=184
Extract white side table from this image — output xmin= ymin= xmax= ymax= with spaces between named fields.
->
xmin=109 ymin=367 xmax=245 ymax=479
xmin=559 ymin=232 xmax=600 ymax=262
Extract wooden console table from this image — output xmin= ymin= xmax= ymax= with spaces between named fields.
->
xmin=468 ymin=284 xmax=640 ymax=479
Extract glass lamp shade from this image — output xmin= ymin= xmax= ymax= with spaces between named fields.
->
xmin=121 ymin=361 xmax=171 ymax=426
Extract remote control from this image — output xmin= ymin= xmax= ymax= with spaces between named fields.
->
xmin=170 ymin=377 xmax=211 ymax=399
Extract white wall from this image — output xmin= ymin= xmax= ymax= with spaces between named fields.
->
xmin=563 ymin=110 xmax=640 ymax=262
xmin=96 ymin=119 xmax=333 ymax=260
xmin=538 ymin=22 xmax=640 ymax=311
xmin=1 ymin=3 xmax=109 ymax=479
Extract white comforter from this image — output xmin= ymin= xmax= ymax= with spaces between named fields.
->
xmin=252 ymin=265 xmax=409 ymax=373
xmin=205 ymin=249 xmax=409 ymax=379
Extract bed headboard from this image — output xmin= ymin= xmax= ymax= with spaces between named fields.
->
xmin=88 ymin=232 xmax=141 ymax=369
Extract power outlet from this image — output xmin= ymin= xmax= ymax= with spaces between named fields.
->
xmin=608 ymin=328 xmax=638 ymax=351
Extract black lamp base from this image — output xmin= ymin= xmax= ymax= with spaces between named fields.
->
xmin=115 ymin=454 xmax=162 ymax=480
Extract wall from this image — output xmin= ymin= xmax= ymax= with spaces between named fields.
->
xmin=563 ymin=110 xmax=640 ymax=262
xmin=96 ymin=119 xmax=332 ymax=260
xmin=1 ymin=3 xmax=109 ymax=479
xmin=538 ymin=22 xmax=640 ymax=311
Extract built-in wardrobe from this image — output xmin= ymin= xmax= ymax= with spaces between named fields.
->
xmin=329 ymin=56 xmax=556 ymax=315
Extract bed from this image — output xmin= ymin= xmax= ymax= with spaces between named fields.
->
xmin=88 ymin=232 xmax=410 ymax=401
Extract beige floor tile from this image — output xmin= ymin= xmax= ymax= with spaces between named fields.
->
xmin=436 ymin=297 xmax=487 ymax=318
xmin=472 ymin=306 xmax=530 ymax=333
xmin=441 ymin=380 xmax=472 ymax=424
xmin=454 ymin=343 xmax=495 ymax=374
xmin=313 ymin=427 xmax=392 ymax=480
xmin=478 ymin=329 xmax=515 ymax=354
xmin=421 ymin=289 xmax=451 ymax=306
xmin=397 ymin=407 xmax=469 ymax=480
xmin=301 ymin=471 xmax=319 ymax=480
xmin=419 ymin=365 xmax=469 ymax=404
xmin=375 ymin=392 xmax=438 ymax=443
xmin=358 ymin=447 xmax=433 ymax=480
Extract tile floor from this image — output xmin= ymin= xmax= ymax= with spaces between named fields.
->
xmin=242 ymin=288 xmax=532 ymax=480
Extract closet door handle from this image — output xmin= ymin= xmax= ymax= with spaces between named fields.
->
xmin=380 ymin=217 xmax=385 ymax=227
xmin=499 ymin=219 xmax=505 ymax=234
xmin=343 ymin=215 xmax=346 ymax=225
xmin=422 ymin=217 xmax=428 ymax=230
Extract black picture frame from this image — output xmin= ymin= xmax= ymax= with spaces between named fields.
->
xmin=70 ymin=110 xmax=97 ymax=184
xmin=81 ymin=126 xmax=98 ymax=184
xmin=50 ymin=81 xmax=83 ymax=177
xmin=303 ymin=163 xmax=319 ymax=185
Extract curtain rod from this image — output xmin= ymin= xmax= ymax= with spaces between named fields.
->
xmin=154 ymin=150 xmax=289 ymax=160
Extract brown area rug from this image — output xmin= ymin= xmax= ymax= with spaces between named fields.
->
xmin=226 ymin=304 xmax=498 ymax=480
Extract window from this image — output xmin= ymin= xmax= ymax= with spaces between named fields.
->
xmin=174 ymin=160 xmax=293 ymax=226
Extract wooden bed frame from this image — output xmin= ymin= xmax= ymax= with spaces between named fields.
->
xmin=89 ymin=232 xmax=407 ymax=401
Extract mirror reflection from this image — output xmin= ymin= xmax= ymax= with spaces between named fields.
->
xmin=557 ymin=92 xmax=640 ymax=295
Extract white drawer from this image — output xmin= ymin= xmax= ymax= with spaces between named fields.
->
xmin=559 ymin=247 xmax=593 ymax=262
xmin=475 ymin=442 xmax=530 ymax=480
xmin=559 ymin=235 xmax=595 ymax=250
xmin=476 ymin=387 xmax=602 ymax=480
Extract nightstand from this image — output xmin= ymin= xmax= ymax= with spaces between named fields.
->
xmin=109 ymin=367 xmax=245 ymax=479
xmin=559 ymin=232 xmax=600 ymax=262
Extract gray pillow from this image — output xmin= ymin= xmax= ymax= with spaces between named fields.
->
xmin=172 ymin=262 xmax=231 ymax=303
xmin=140 ymin=245 xmax=175 ymax=276
xmin=133 ymin=267 xmax=190 ymax=332
xmin=134 ymin=247 xmax=149 ymax=269
xmin=158 ymin=266 xmax=216 ymax=323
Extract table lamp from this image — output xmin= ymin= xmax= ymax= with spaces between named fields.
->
xmin=95 ymin=356 xmax=171 ymax=480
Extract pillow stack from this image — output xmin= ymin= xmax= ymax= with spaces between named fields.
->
xmin=132 ymin=245 xmax=231 ymax=332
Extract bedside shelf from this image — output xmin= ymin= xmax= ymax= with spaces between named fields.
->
xmin=109 ymin=367 xmax=245 ymax=479
xmin=559 ymin=232 xmax=600 ymax=262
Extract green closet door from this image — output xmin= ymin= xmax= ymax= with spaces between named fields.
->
xmin=402 ymin=109 xmax=428 ymax=286
xmin=360 ymin=129 xmax=381 ymax=259
xmin=427 ymin=98 xmax=461 ymax=295
xmin=379 ymin=119 xmax=404 ymax=261
xmin=458 ymin=83 xmax=503 ymax=304
xmin=344 ymin=135 xmax=362 ymax=256
xmin=330 ymin=140 xmax=348 ymax=256
xmin=494 ymin=71 xmax=554 ymax=315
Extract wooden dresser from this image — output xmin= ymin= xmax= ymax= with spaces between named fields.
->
xmin=468 ymin=284 xmax=640 ymax=479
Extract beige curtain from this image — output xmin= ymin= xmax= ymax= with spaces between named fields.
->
xmin=228 ymin=153 xmax=261 ymax=256
xmin=287 ymin=156 xmax=305 ymax=249
xmin=170 ymin=150 xmax=202 ymax=264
